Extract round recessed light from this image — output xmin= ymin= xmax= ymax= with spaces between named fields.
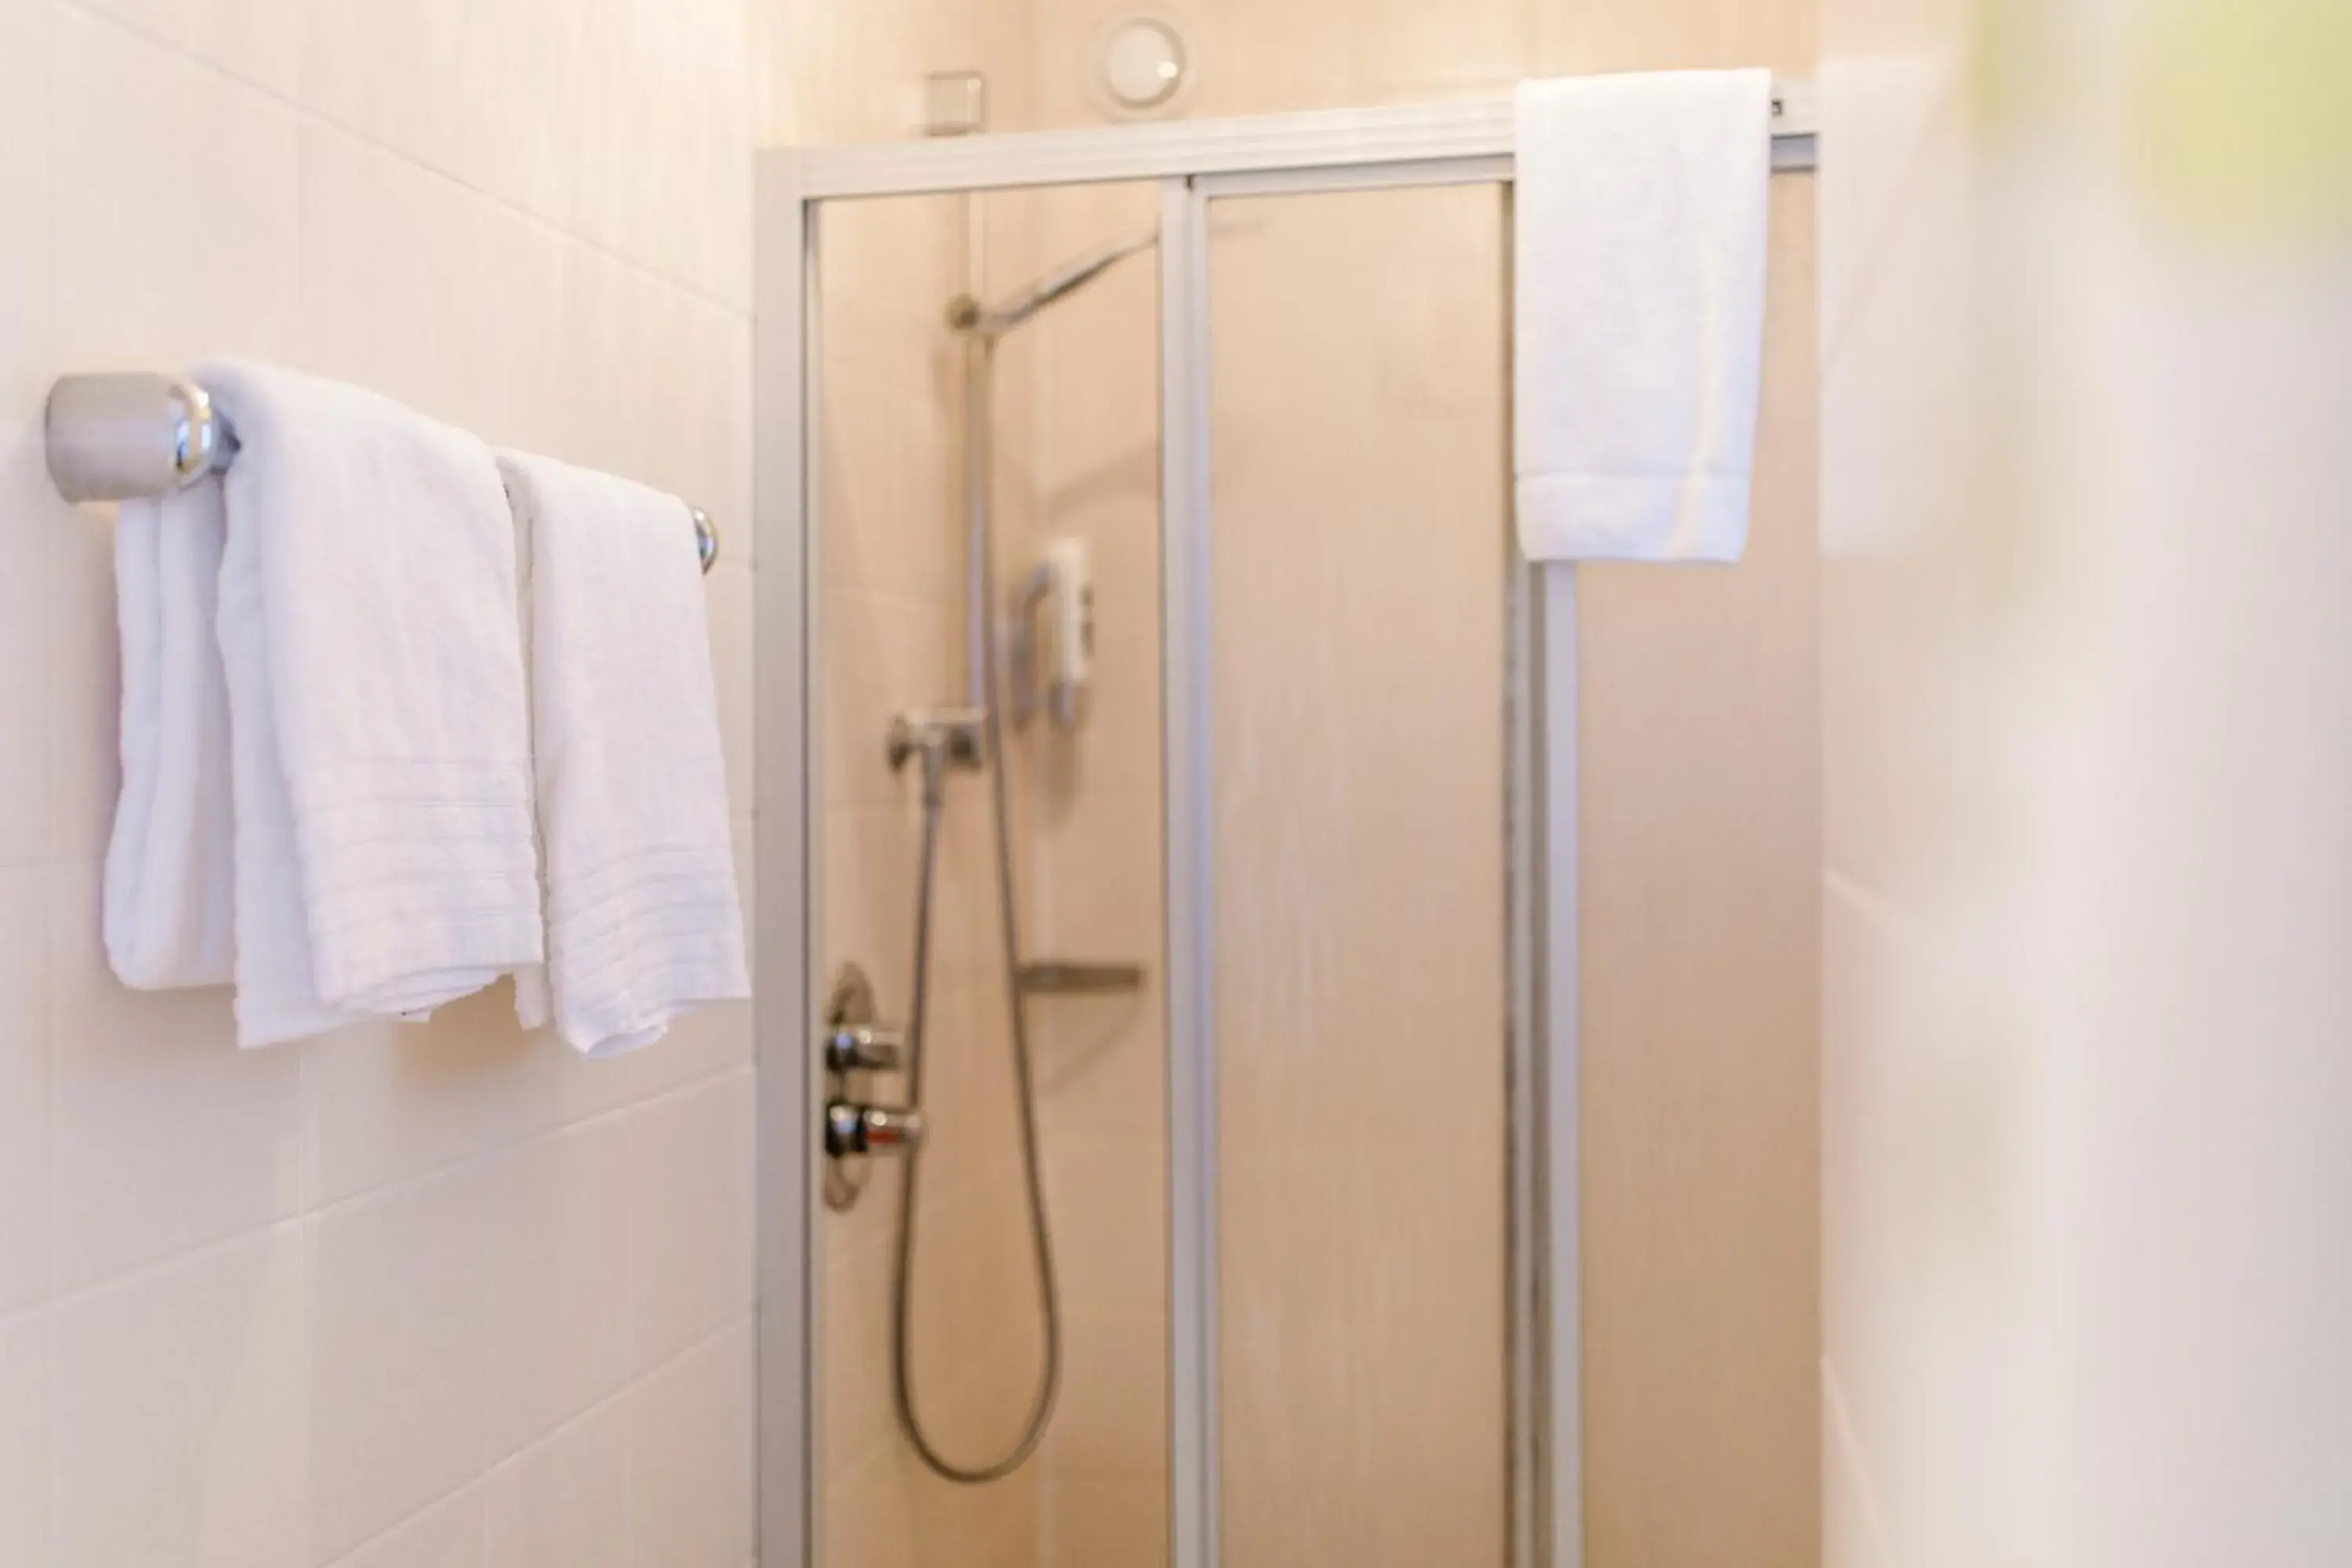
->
xmin=1098 ymin=14 xmax=1189 ymax=115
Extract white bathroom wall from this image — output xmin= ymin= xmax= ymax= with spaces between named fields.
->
xmin=0 ymin=3 xmax=759 ymax=1565
xmin=1820 ymin=2 xmax=2352 ymax=1565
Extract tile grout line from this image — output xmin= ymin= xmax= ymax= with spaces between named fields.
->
xmin=49 ymin=0 xmax=753 ymax=323
xmin=320 ymin=1308 xmax=756 ymax=1568
xmin=31 ymin=1050 xmax=752 ymax=1311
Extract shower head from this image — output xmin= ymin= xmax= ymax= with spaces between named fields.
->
xmin=948 ymin=230 xmax=1159 ymax=339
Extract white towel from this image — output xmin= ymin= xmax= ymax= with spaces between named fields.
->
xmin=103 ymin=484 xmax=235 ymax=991
xmin=1513 ymin=70 xmax=1772 ymax=562
xmin=101 ymin=361 xmax=546 ymax=1046
xmin=498 ymin=451 xmax=748 ymax=1058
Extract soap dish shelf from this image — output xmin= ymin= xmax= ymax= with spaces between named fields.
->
xmin=1017 ymin=960 xmax=1147 ymax=996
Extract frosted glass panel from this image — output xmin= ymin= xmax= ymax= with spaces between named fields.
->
xmin=1205 ymin=183 xmax=1512 ymax=1568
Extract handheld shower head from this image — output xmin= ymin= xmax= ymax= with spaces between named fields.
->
xmin=948 ymin=230 xmax=1159 ymax=339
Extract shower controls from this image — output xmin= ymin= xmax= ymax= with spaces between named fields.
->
xmin=1008 ymin=537 xmax=1094 ymax=731
xmin=887 ymin=709 xmax=986 ymax=797
xmin=823 ymin=1022 xmax=906 ymax=1074
xmin=820 ymin=962 xmax=918 ymax=1210
xmin=825 ymin=1102 xmax=927 ymax=1156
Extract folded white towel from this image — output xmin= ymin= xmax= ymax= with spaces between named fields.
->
xmin=103 ymin=484 xmax=235 ymax=992
xmin=498 ymin=451 xmax=748 ymax=1057
xmin=1513 ymin=70 xmax=1772 ymax=562
xmin=100 ymin=362 xmax=545 ymax=1045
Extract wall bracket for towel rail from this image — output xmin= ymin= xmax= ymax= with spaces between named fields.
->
xmin=42 ymin=371 xmax=720 ymax=575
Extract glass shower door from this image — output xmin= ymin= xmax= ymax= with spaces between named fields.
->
xmin=1192 ymin=180 xmax=1515 ymax=1568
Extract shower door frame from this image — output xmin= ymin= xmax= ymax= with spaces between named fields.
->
xmin=753 ymin=88 xmax=1818 ymax=1568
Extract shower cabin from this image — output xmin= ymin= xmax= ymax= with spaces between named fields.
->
xmin=750 ymin=92 xmax=1817 ymax=1568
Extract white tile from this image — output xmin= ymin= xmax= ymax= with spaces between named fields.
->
xmin=308 ymin=1162 xmax=494 ymax=1563
xmin=482 ymin=1398 xmax=631 ymax=1568
xmin=301 ymin=0 xmax=581 ymax=236
xmin=636 ymin=299 xmax=753 ymax=571
xmin=0 ymin=435 xmax=58 ymax=871
xmin=556 ymin=999 xmax=753 ymax=1126
xmin=292 ymin=121 xmax=568 ymax=452
xmin=50 ymin=11 xmax=298 ymax=372
xmin=48 ymin=863 xmax=303 ymax=1292
xmin=479 ymin=1121 xmax=635 ymax=1461
xmin=47 ymin=13 xmax=297 ymax=863
xmin=705 ymin=561 xmax=755 ymax=816
xmin=302 ymin=989 xmax=562 ymax=1209
xmin=42 ymin=488 xmax=118 ymax=867
xmin=625 ymin=1070 xmax=754 ymax=1370
xmin=327 ymin=1484 xmax=485 ymax=1568
xmin=52 ymin=1225 xmax=307 ymax=1568
xmin=0 ymin=870 xmax=47 ymax=1311
xmin=73 ymin=0 xmax=302 ymax=97
xmin=625 ymin=1319 xmax=753 ymax=1568
xmin=0 ymin=0 xmax=50 ymax=871
xmin=0 ymin=1308 xmax=51 ymax=1567
xmin=565 ymin=0 xmax=753 ymax=307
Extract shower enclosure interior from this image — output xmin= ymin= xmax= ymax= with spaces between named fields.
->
xmin=764 ymin=140 xmax=1538 ymax=1568
xmin=750 ymin=93 xmax=1811 ymax=1568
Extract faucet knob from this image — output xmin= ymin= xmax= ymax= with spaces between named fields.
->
xmin=823 ymin=1024 xmax=905 ymax=1074
xmin=825 ymin=1102 xmax=926 ymax=1158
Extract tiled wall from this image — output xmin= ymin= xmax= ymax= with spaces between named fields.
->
xmin=0 ymin=2 xmax=757 ymax=1565
xmin=1820 ymin=2 xmax=2352 ymax=1564
xmin=1815 ymin=0 xmax=1980 ymax=1556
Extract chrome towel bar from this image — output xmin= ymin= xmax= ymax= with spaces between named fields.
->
xmin=42 ymin=371 xmax=720 ymax=575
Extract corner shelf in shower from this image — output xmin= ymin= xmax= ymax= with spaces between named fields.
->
xmin=1017 ymin=960 xmax=1147 ymax=996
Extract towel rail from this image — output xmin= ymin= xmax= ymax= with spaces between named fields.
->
xmin=42 ymin=371 xmax=721 ymax=575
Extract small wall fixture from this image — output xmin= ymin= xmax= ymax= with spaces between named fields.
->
xmin=1095 ymin=13 xmax=1190 ymax=117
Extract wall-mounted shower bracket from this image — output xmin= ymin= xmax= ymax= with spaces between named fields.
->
xmin=887 ymin=708 xmax=986 ymax=799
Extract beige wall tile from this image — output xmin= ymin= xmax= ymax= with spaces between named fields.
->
xmin=626 ymin=1069 xmax=757 ymax=1370
xmin=48 ymin=864 xmax=303 ymax=1292
xmin=328 ymin=1486 xmax=485 ymax=1568
xmin=0 ymin=870 xmax=48 ymax=1311
xmin=0 ymin=0 xmax=49 ymax=873
xmin=1038 ymin=1132 xmax=1167 ymax=1316
xmin=309 ymin=1165 xmax=496 ymax=1561
xmin=626 ymin=1319 xmax=757 ymax=1568
xmin=71 ymin=0 xmax=299 ymax=94
xmin=483 ymin=1398 xmax=632 ymax=1568
xmin=481 ymin=1120 xmax=638 ymax=1459
xmin=49 ymin=12 xmax=298 ymax=373
xmin=0 ymin=1308 xmax=50 ymax=1566
xmin=301 ymin=1000 xmax=561 ymax=1210
xmin=1051 ymin=1475 xmax=1168 ymax=1568
xmin=1530 ymin=0 xmax=1817 ymax=76
xmin=53 ymin=1225 xmax=308 ymax=1568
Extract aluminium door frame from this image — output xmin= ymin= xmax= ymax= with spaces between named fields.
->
xmin=753 ymin=85 xmax=1819 ymax=1568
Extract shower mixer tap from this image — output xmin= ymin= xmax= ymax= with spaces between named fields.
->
xmin=819 ymin=962 xmax=922 ymax=1210
xmin=886 ymin=709 xmax=986 ymax=800
xmin=823 ymin=1022 xmax=905 ymax=1074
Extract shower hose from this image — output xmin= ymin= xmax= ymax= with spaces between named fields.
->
xmin=888 ymin=337 xmax=1062 ymax=1485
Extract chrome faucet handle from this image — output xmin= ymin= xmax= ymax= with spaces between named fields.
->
xmin=825 ymin=1102 xmax=926 ymax=1158
xmin=823 ymin=1024 xmax=906 ymax=1075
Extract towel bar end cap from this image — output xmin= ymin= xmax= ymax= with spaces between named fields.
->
xmin=45 ymin=372 xmax=232 ymax=505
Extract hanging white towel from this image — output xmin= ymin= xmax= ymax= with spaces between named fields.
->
xmin=498 ymin=451 xmax=748 ymax=1058
xmin=103 ymin=484 xmax=235 ymax=992
xmin=101 ymin=361 xmax=546 ymax=1046
xmin=1513 ymin=70 xmax=1772 ymax=562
